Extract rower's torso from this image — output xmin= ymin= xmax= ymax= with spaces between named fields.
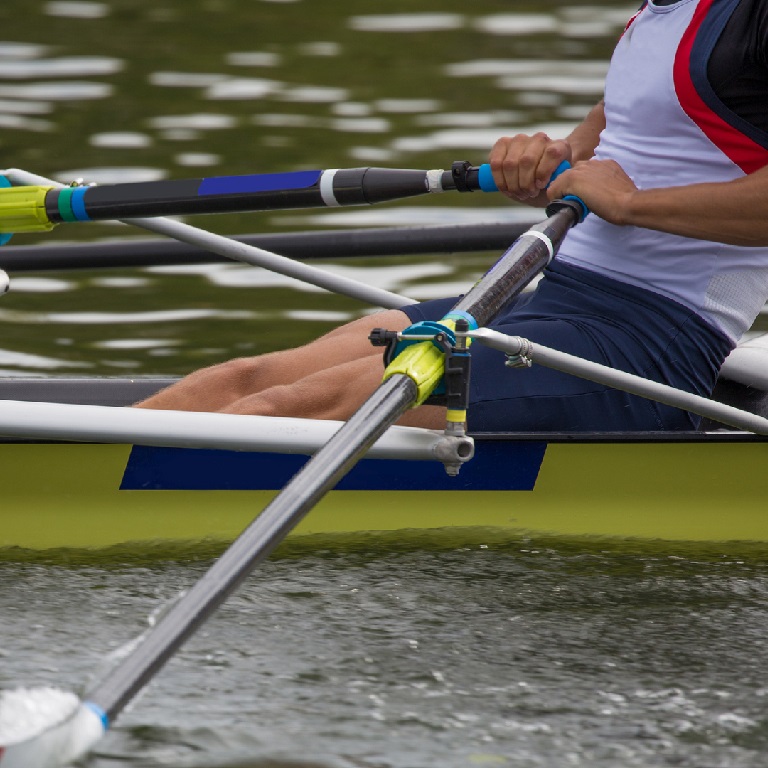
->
xmin=558 ymin=0 xmax=768 ymax=343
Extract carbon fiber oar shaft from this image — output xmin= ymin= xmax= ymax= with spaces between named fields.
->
xmin=83 ymin=201 xmax=580 ymax=725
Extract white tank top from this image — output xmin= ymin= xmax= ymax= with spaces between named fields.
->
xmin=558 ymin=0 xmax=768 ymax=342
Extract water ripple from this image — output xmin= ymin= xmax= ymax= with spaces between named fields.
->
xmin=0 ymin=81 xmax=113 ymax=100
xmin=0 ymin=56 xmax=122 ymax=79
xmin=349 ymin=14 xmax=465 ymax=33
xmin=0 ymin=308 xmax=255 ymax=324
xmin=205 ymin=77 xmax=281 ymax=100
xmin=0 ymin=348 xmax=89 ymax=370
xmin=474 ymin=14 xmax=557 ymax=36
xmin=44 ymin=1 xmax=109 ymax=18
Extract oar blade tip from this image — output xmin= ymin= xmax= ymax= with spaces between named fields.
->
xmin=0 ymin=688 xmax=105 ymax=768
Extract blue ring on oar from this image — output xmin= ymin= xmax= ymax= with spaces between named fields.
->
xmin=0 ymin=176 xmax=12 ymax=245
xmin=477 ymin=164 xmax=498 ymax=192
xmin=83 ymin=700 xmax=110 ymax=730
xmin=69 ymin=186 xmax=91 ymax=221
xmin=443 ymin=310 xmax=479 ymax=330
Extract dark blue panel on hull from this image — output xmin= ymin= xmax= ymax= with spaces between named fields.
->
xmin=120 ymin=441 xmax=547 ymax=491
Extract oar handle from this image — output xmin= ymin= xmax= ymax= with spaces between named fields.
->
xmin=467 ymin=161 xmax=589 ymax=222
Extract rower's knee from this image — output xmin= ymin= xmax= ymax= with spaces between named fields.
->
xmin=205 ymin=356 xmax=261 ymax=388
xmin=136 ymin=356 xmax=265 ymax=411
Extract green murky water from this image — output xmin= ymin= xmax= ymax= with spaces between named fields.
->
xmin=4 ymin=540 xmax=768 ymax=767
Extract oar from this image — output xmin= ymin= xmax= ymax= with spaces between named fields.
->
xmin=0 ymin=161 xmax=498 ymax=238
xmin=2 ymin=168 xmax=416 ymax=310
xmin=0 ymin=188 xmax=584 ymax=767
xmin=0 ymin=222 xmax=532 ymax=273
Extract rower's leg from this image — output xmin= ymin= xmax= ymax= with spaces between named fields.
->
xmin=217 ymin=352 xmax=446 ymax=428
xmin=134 ymin=309 xmax=411 ymax=413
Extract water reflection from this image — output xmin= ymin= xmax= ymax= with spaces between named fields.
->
xmin=348 ymin=14 xmax=465 ymax=32
xmin=90 ymin=132 xmax=153 ymax=148
xmin=44 ymin=1 xmax=110 ymax=19
xmin=0 ymin=55 xmax=121 ymax=79
xmin=52 ymin=167 xmax=166 ymax=183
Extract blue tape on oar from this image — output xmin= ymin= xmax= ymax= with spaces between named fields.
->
xmin=477 ymin=164 xmax=498 ymax=193
xmin=444 ymin=310 xmax=479 ymax=330
xmin=198 ymin=169 xmax=322 ymax=196
xmin=477 ymin=160 xmax=589 ymax=221
xmin=70 ymin=186 xmax=91 ymax=221
xmin=83 ymin=701 xmax=110 ymax=730
xmin=0 ymin=175 xmax=12 ymax=245
xmin=546 ymin=160 xmax=589 ymax=221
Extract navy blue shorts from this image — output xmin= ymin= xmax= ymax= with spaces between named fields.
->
xmin=400 ymin=259 xmax=732 ymax=432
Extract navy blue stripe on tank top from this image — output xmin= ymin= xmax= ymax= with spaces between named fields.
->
xmin=399 ymin=260 xmax=732 ymax=432
xmin=689 ymin=0 xmax=768 ymax=150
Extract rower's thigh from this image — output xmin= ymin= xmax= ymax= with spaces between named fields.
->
xmin=465 ymin=316 xmax=687 ymax=432
xmin=245 ymin=308 xmax=410 ymax=384
xmin=310 ymin=309 xmax=411 ymax=358
xmin=221 ymin=352 xmax=390 ymax=420
xmin=136 ymin=309 xmax=411 ymax=411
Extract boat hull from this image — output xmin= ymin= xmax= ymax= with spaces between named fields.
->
xmin=4 ymin=435 xmax=768 ymax=553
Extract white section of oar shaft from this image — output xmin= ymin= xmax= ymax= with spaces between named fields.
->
xmin=319 ymin=168 xmax=340 ymax=206
xmin=520 ymin=230 xmax=554 ymax=262
xmin=426 ymin=169 xmax=445 ymax=192
xmin=470 ymin=327 xmax=768 ymax=435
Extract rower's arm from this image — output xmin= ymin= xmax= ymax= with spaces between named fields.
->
xmin=617 ymin=166 xmax=768 ymax=246
xmin=549 ymin=158 xmax=768 ymax=247
xmin=566 ymin=99 xmax=606 ymax=164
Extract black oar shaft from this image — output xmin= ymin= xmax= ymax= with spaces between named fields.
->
xmin=0 ymin=223 xmax=531 ymax=273
xmin=44 ymin=166 xmax=480 ymax=223
xmin=453 ymin=208 xmax=577 ymax=326
xmin=85 ymin=374 xmax=417 ymax=722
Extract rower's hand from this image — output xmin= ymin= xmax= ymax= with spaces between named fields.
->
xmin=547 ymin=158 xmax=638 ymax=226
xmin=488 ymin=132 xmax=572 ymax=204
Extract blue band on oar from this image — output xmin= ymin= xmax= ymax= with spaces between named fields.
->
xmin=0 ymin=176 xmax=12 ymax=245
xmin=548 ymin=161 xmax=589 ymax=222
xmin=549 ymin=160 xmax=570 ymax=183
xmin=443 ymin=310 xmax=479 ymax=330
xmin=69 ymin=186 xmax=91 ymax=221
xmin=83 ymin=700 xmax=110 ymax=730
xmin=198 ymin=170 xmax=322 ymax=196
xmin=477 ymin=164 xmax=498 ymax=193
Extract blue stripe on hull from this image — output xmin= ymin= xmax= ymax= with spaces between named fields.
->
xmin=120 ymin=441 xmax=547 ymax=491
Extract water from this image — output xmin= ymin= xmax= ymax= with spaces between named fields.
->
xmin=3 ymin=541 xmax=768 ymax=767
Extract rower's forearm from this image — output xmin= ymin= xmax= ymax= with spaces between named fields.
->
xmin=566 ymin=100 xmax=605 ymax=163
xmin=623 ymin=176 xmax=768 ymax=246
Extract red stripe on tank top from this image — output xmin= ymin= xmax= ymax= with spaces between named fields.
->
xmin=673 ymin=0 xmax=768 ymax=173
